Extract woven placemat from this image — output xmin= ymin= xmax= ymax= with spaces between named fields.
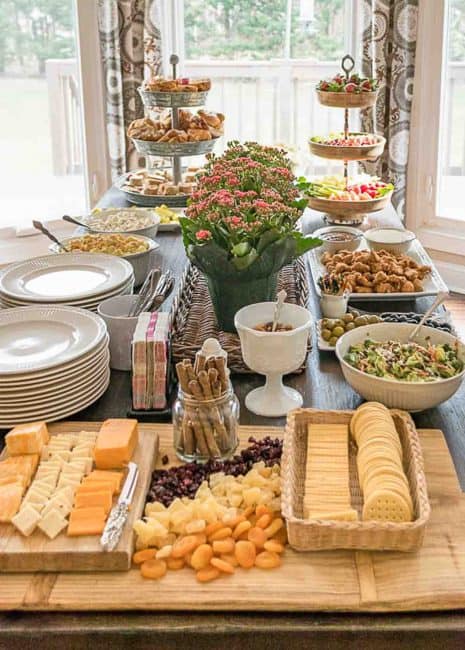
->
xmin=170 ymin=257 xmax=311 ymax=374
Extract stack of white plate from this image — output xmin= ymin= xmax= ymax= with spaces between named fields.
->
xmin=0 ymin=253 xmax=134 ymax=311
xmin=0 ymin=305 xmax=110 ymax=427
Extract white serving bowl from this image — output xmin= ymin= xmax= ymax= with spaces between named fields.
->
xmin=336 ymin=322 xmax=465 ymax=412
xmin=313 ymin=225 xmax=363 ymax=254
xmin=364 ymin=227 xmax=416 ymax=255
xmin=83 ymin=208 xmax=160 ymax=240
xmin=50 ymin=234 xmax=158 ymax=287
xmin=235 ymin=302 xmax=312 ymax=417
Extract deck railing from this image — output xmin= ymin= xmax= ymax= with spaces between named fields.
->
xmin=46 ymin=58 xmax=465 ymax=177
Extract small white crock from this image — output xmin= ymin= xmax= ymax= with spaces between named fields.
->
xmin=97 ymin=294 xmax=140 ymax=371
xmin=320 ymin=292 xmax=349 ymax=318
xmin=235 ymin=301 xmax=312 ymax=417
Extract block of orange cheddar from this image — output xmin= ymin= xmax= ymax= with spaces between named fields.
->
xmin=5 ymin=422 xmax=49 ymax=456
xmin=93 ymin=419 xmax=138 ymax=469
xmin=74 ymin=489 xmax=113 ymax=514
xmin=0 ymin=482 xmax=23 ymax=522
xmin=87 ymin=470 xmax=123 ymax=493
xmin=67 ymin=506 xmax=106 ymax=536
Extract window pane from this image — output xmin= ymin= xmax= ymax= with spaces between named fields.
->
xmin=437 ymin=0 xmax=465 ymax=221
xmin=0 ymin=1 xmax=87 ymax=228
xmin=182 ymin=0 xmax=355 ymax=175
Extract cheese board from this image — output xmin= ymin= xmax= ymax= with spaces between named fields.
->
xmin=308 ymin=237 xmax=448 ymax=301
xmin=1 ymin=422 xmax=465 ymax=613
xmin=0 ymin=423 xmax=158 ymax=572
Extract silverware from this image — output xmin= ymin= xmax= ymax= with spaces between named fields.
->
xmin=128 ymin=268 xmax=160 ymax=317
xmin=136 ymin=270 xmax=166 ymax=315
xmin=272 ymin=289 xmax=287 ymax=332
xmin=100 ymin=461 xmax=139 ymax=552
xmin=62 ymin=214 xmax=88 ymax=230
xmin=32 ymin=220 xmax=69 ymax=252
xmin=408 ymin=291 xmax=449 ymax=342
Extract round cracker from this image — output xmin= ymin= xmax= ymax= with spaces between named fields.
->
xmin=362 ymin=489 xmax=413 ymax=523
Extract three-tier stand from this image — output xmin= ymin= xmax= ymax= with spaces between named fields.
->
xmin=307 ymin=54 xmax=390 ymax=226
xmin=120 ymin=54 xmax=221 ymax=209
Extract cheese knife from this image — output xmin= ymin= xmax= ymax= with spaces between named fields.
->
xmin=100 ymin=461 xmax=139 ymax=552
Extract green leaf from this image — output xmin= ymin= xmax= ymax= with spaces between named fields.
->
xmin=256 ymin=228 xmax=281 ymax=254
xmin=232 ymin=242 xmax=252 ymax=257
xmin=292 ymin=232 xmax=323 ymax=256
xmin=232 ymin=248 xmax=259 ymax=270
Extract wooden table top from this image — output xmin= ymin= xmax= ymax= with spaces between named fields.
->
xmin=1 ymin=187 xmax=465 ymax=647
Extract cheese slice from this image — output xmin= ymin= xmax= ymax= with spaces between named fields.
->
xmin=5 ymin=422 xmax=48 ymax=455
xmin=0 ymin=483 xmax=23 ymax=522
xmin=67 ymin=517 xmax=106 ymax=537
xmin=74 ymin=489 xmax=113 ymax=514
xmin=93 ymin=419 xmax=138 ymax=469
xmin=87 ymin=470 xmax=123 ymax=493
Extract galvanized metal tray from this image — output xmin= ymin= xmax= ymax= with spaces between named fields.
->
xmin=115 ymin=174 xmax=189 ymax=209
xmin=138 ymin=87 xmax=209 ymax=108
xmin=132 ymin=136 xmax=219 ymax=157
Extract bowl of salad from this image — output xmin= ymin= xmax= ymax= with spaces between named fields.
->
xmin=316 ymin=73 xmax=379 ymax=109
xmin=335 ymin=322 xmax=465 ymax=411
xmin=309 ymin=132 xmax=386 ymax=161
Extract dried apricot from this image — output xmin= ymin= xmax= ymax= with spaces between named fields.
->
xmin=132 ymin=548 xmax=156 ymax=564
xmin=196 ymin=566 xmax=220 ymax=583
xmin=156 ymin=545 xmax=173 ymax=559
xmin=220 ymin=553 xmax=239 ymax=567
xmin=247 ymin=526 xmax=267 ymax=549
xmin=232 ymin=520 xmax=251 ymax=540
xmin=264 ymin=540 xmax=284 ymax=554
xmin=243 ymin=506 xmax=254 ymax=518
xmin=222 ymin=513 xmax=246 ymax=528
xmin=140 ymin=559 xmax=167 ymax=579
xmin=264 ymin=517 xmax=284 ymax=538
xmin=255 ymin=504 xmax=272 ymax=518
xmin=235 ymin=540 xmax=256 ymax=569
xmin=205 ymin=521 xmax=223 ymax=537
xmin=255 ymin=551 xmax=281 ymax=569
xmin=193 ymin=532 xmax=207 ymax=546
xmin=211 ymin=557 xmax=235 ymax=574
xmin=171 ymin=535 xmax=199 ymax=558
xmin=166 ymin=557 xmax=185 ymax=570
xmin=212 ymin=537 xmax=235 ymax=555
xmin=191 ymin=544 xmax=214 ymax=571
xmin=255 ymin=513 xmax=272 ymax=529
xmin=208 ymin=526 xmax=232 ymax=542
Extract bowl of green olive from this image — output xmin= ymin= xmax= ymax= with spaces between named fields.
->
xmin=318 ymin=311 xmax=382 ymax=349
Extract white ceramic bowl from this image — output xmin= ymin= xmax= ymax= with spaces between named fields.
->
xmin=50 ymin=234 xmax=158 ymax=287
xmin=235 ymin=302 xmax=312 ymax=417
xmin=84 ymin=208 xmax=160 ymax=239
xmin=364 ymin=227 xmax=416 ymax=255
xmin=336 ymin=322 xmax=465 ymax=412
xmin=313 ymin=225 xmax=363 ymax=254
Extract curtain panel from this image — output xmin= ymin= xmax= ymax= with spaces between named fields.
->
xmin=361 ymin=0 xmax=418 ymax=220
xmin=98 ymin=0 xmax=162 ymax=179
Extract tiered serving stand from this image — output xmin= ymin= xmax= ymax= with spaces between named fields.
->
xmin=121 ymin=54 xmax=221 ymax=208
xmin=307 ymin=54 xmax=390 ymax=226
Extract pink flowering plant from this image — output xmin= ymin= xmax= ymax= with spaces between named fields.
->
xmin=181 ymin=141 xmax=321 ymax=274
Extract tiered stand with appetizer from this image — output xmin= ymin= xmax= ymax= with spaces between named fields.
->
xmin=120 ymin=54 xmax=224 ymax=209
xmin=304 ymin=54 xmax=392 ymax=226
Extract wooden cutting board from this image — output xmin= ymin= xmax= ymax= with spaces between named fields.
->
xmin=1 ymin=422 xmax=465 ymax=612
xmin=0 ymin=423 xmax=158 ymax=572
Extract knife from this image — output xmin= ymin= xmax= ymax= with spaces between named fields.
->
xmin=100 ymin=461 xmax=139 ymax=552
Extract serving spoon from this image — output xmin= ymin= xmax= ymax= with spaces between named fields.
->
xmin=407 ymin=291 xmax=449 ymax=342
xmin=272 ymin=289 xmax=287 ymax=332
xmin=32 ymin=220 xmax=69 ymax=252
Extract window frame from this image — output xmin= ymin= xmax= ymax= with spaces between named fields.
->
xmin=407 ymin=0 xmax=465 ymax=258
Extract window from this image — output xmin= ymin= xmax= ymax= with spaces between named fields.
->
xmin=160 ymin=0 xmax=361 ymax=175
xmin=0 ymin=1 xmax=109 ymax=229
xmin=407 ymin=0 xmax=465 ymax=272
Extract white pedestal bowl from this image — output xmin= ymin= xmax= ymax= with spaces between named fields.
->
xmin=235 ymin=302 xmax=312 ymax=417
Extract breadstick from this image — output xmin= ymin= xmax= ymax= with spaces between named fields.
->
xmin=189 ymin=411 xmax=209 ymax=457
xmin=215 ymin=356 xmax=228 ymax=392
xmin=182 ymin=418 xmax=195 ymax=456
xmin=188 ymin=380 xmax=204 ymax=401
xmin=197 ymin=409 xmax=221 ymax=457
xmin=176 ymin=362 xmax=191 ymax=393
xmin=194 ymin=353 xmax=207 ymax=374
xmin=198 ymin=370 xmax=213 ymax=399
xmin=206 ymin=357 xmax=217 ymax=370
xmin=212 ymin=380 xmax=222 ymax=398
xmin=207 ymin=368 xmax=218 ymax=390
xmin=183 ymin=361 xmax=196 ymax=383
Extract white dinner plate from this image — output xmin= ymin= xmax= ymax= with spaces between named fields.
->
xmin=0 ymin=334 xmax=109 ymax=385
xmin=0 ymin=350 xmax=109 ymax=398
xmin=0 ymin=253 xmax=133 ymax=303
xmin=0 ymin=370 xmax=110 ymax=426
xmin=308 ymin=238 xmax=449 ymax=301
xmin=0 ymin=306 xmax=107 ymax=375
xmin=0 ymin=363 xmax=109 ymax=411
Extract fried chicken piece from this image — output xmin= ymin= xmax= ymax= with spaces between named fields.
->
xmin=375 ymin=283 xmax=394 ymax=293
xmin=401 ymin=280 xmax=415 ymax=292
xmin=413 ymin=279 xmax=424 ymax=291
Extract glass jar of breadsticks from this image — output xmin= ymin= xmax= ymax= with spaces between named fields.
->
xmin=173 ymin=354 xmax=239 ymax=462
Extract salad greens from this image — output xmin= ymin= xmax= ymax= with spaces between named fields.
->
xmin=344 ymin=339 xmax=463 ymax=382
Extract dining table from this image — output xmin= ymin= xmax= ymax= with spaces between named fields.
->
xmin=1 ymin=186 xmax=465 ymax=649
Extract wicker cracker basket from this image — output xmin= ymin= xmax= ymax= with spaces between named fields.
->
xmin=281 ymin=408 xmax=431 ymax=552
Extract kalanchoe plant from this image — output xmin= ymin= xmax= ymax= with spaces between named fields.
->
xmin=181 ymin=141 xmax=320 ymax=273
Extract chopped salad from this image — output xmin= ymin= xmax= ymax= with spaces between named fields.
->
xmin=344 ymin=339 xmax=463 ymax=382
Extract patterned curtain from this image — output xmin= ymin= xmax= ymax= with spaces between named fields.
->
xmin=360 ymin=0 xmax=418 ymax=220
xmin=98 ymin=0 xmax=162 ymax=179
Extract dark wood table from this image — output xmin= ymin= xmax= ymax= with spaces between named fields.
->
xmin=2 ymin=188 xmax=465 ymax=649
